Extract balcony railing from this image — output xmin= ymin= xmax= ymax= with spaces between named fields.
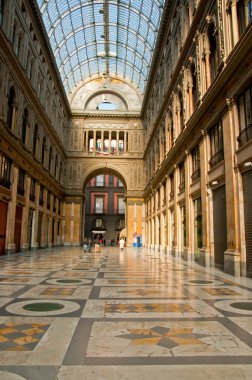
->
xmin=191 ymin=168 xmax=201 ymax=182
xmin=237 ymin=123 xmax=252 ymax=147
xmin=209 ymin=149 xmax=224 ymax=168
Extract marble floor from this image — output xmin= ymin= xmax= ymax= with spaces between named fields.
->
xmin=0 ymin=247 xmax=252 ymax=379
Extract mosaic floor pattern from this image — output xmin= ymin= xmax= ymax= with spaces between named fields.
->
xmin=0 ymin=246 xmax=252 ymax=379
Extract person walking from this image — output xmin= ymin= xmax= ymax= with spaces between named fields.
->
xmin=119 ymin=238 xmax=125 ymax=252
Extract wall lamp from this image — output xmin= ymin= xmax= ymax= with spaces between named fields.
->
xmin=244 ymin=161 xmax=252 ymax=167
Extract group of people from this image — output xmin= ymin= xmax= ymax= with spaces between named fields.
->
xmin=84 ymin=237 xmax=125 ymax=253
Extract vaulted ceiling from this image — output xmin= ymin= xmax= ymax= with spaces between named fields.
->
xmin=36 ymin=0 xmax=165 ymax=98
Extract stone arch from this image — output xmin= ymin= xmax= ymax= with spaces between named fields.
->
xmin=84 ymin=90 xmax=129 ymax=111
xmin=82 ymin=164 xmax=128 ymax=193
xmin=81 ymin=164 xmax=128 ymax=245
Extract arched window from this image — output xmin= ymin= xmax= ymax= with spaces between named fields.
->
xmin=0 ymin=0 xmax=4 ymax=27
xmin=7 ymin=86 xmax=16 ymax=129
xmin=190 ymin=61 xmax=198 ymax=111
xmin=178 ymin=91 xmax=184 ymax=131
xmin=15 ymin=34 xmax=22 ymax=57
xmin=54 ymin=155 xmax=58 ymax=178
xmin=208 ymin=23 xmax=219 ymax=83
xmin=42 ymin=137 xmax=46 ymax=166
xmin=59 ymin=161 xmax=62 ymax=182
xmin=21 ymin=108 xmax=28 ymax=145
xmin=12 ymin=23 xmax=17 ymax=45
xmin=33 ymin=124 xmax=38 ymax=156
xmin=48 ymin=147 xmax=53 ymax=173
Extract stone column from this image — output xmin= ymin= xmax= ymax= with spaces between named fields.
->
xmin=108 ymin=131 xmax=111 ymax=152
xmin=93 ymin=130 xmax=96 ymax=152
xmin=6 ymin=165 xmax=19 ymax=254
xmin=172 ymin=166 xmax=179 ymax=257
xmin=41 ymin=189 xmax=47 ymax=248
xmin=116 ymin=131 xmax=119 ymax=155
xmin=188 ymin=84 xmax=193 ymax=117
xmin=183 ymin=151 xmax=192 ymax=261
xmin=124 ymin=131 xmax=127 ymax=152
xmin=126 ymin=197 xmax=144 ymax=246
xmin=199 ymin=131 xmax=211 ymax=267
xmin=48 ymin=193 xmax=53 ymax=247
xmin=205 ymin=51 xmax=212 ymax=88
xmin=223 ymin=99 xmax=241 ymax=276
xmin=85 ymin=130 xmax=89 ymax=152
xmin=231 ymin=0 xmax=239 ymax=45
xmin=33 ymin=182 xmax=40 ymax=249
xmin=101 ymin=130 xmax=104 ymax=152
xmin=20 ymin=174 xmax=31 ymax=251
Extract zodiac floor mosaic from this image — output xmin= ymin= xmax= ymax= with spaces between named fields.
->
xmin=0 ymin=246 xmax=252 ymax=379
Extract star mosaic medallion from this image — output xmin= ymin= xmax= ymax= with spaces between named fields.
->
xmin=118 ymin=327 xmax=208 ymax=349
xmin=202 ymin=288 xmax=242 ymax=296
xmin=41 ymin=287 xmax=76 ymax=296
xmin=104 ymin=303 xmax=195 ymax=314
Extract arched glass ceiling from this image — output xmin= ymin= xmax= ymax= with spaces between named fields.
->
xmin=36 ymin=0 xmax=165 ymax=96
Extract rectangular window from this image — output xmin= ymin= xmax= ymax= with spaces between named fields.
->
xmin=170 ymin=173 xmax=174 ymax=199
xmin=0 ymin=153 xmax=11 ymax=188
xmin=96 ymin=175 xmax=104 ymax=186
xmin=179 ymin=162 xmax=185 ymax=191
xmin=191 ymin=145 xmax=201 ymax=181
xmin=17 ymin=169 xmax=25 ymax=196
xmin=209 ymin=121 xmax=224 ymax=167
xmin=47 ymin=191 xmax=50 ymax=209
xmin=238 ymin=86 xmax=252 ymax=146
xmin=95 ymin=218 xmax=103 ymax=228
xmin=118 ymin=198 xmax=125 ymax=214
xmin=95 ymin=196 xmax=104 ymax=214
xmin=194 ymin=198 xmax=202 ymax=259
xmin=118 ymin=180 xmax=124 ymax=187
xmin=39 ymin=185 xmax=44 ymax=206
xmin=30 ymin=178 xmax=36 ymax=201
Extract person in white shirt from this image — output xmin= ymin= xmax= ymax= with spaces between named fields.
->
xmin=119 ymin=238 xmax=124 ymax=251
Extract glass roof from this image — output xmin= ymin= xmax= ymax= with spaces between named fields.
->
xmin=36 ymin=0 xmax=165 ymax=96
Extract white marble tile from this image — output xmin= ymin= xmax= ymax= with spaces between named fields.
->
xmin=58 ymin=365 xmax=252 ymax=380
xmin=187 ymin=286 xmax=252 ymax=299
xmin=82 ymin=299 xmax=223 ymax=319
xmin=229 ymin=317 xmax=252 ymax=334
xmin=0 ymin=316 xmax=78 ymax=365
xmin=17 ymin=285 xmax=92 ymax=299
xmin=0 ymin=285 xmax=25 ymax=296
xmin=86 ymin=320 xmax=252 ymax=357
xmin=51 ymin=271 xmax=97 ymax=278
xmin=99 ymin=286 xmax=187 ymax=299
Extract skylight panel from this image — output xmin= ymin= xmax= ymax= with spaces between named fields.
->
xmin=47 ymin=1 xmax=59 ymax=24
xmin=37 ymin=0 xmax=166 ymax=97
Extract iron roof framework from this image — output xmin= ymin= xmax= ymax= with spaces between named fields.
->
xmin=36 ymin=0 xmax=165 ymax=96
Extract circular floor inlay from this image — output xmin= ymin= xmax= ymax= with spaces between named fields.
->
xmin=6 ymin=299 xmax=80 ymax=316
xmin=46 ymin=278 xmax=92 ymax=286
xmin=57 ymin=279 xmax=82 ymax=284
xmin=214 ymin=299 xmax=252 ymax=315
xmin=23 ymin=302 xmax=64 ymax=312
xmin=189 ymin=280 xmax=214 ymax=284
xmin=230 ymin=302 xmax=252 ymax=311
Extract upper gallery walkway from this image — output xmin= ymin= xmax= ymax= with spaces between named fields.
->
xmin=0 ymin=246 xmax=252 ymax=379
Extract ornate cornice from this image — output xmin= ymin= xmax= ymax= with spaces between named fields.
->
xmin=72 ymin=112 xmax=141 ymax=120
